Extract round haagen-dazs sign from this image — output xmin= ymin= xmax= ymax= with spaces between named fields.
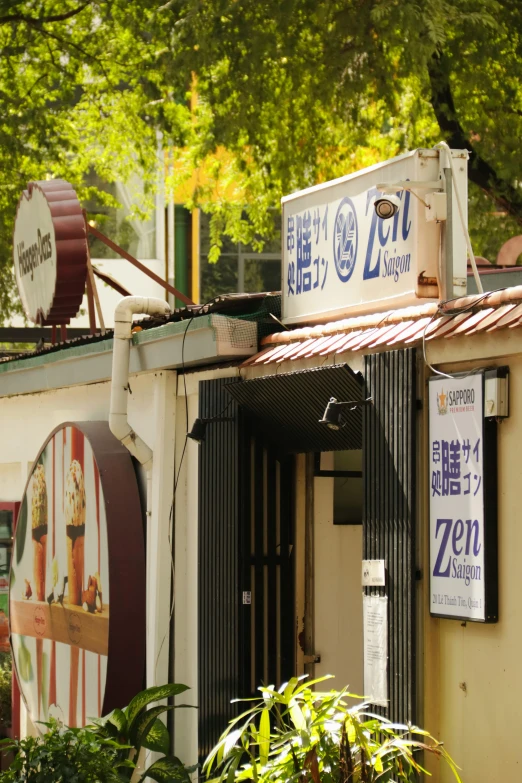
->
xmin=9 ymin=422 xmax=145 ymax=729
xmin=13 ymin=180 xmax=88 ymax=325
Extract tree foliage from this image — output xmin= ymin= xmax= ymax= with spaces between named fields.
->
xmin=0 ymin=0 xmax=521 ymax=318
xmin=0 ymin=0 xmax=190 ymax=320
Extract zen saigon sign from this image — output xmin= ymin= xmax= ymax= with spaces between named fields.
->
xmin=9 ymin=422 xmax=146 ymax=727
xmin=281 ymin=148 xmax=469 ymax=325
xmin=13 ymin=180 xmax=88 ymax=325
xmin=429 ymin=373 xmax=498 ymax=622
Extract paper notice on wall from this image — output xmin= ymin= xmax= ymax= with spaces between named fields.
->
xmin=363 ymin=594 xmax=388 ymax=707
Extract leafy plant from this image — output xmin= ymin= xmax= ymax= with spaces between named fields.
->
xmin=89 ymin=682 xmax=196 ymax=783
xmin=0 ymin=719 xmax=129 ymax=782
xmin=203 ymin=676 xmax=462 ymax=783
xmin=0 ymin=683 xmax=195 ymax=782
xmin=0 ymin=654 xmax=11 ymax=729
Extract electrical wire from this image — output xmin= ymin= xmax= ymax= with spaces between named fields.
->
xmin=422 ymin=287 xmax=509 ymax=379
xmin=155 ymin=298 xmax=220 ymax=683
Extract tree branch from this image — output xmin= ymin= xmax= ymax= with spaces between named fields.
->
xmin=0 ymin=1 xmax=92 ymax=27
xmin=427 ymin=50 xmax=522 ymax=224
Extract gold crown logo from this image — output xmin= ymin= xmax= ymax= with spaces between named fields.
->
xmin=437 ymin=388 xmax=448 ymax=415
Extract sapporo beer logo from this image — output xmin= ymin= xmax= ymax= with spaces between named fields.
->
xmin=437 ymin=388 xmax=448 ymax=415
xmin=333 ymin=197 xmax=358 ymax=283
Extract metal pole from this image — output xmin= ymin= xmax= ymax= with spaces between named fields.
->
xmin=85 ymin=264 xmax=97 ymax=335
xmin=83 ymin=212 xmax=106 ymax=334
xmin=440 ymin=168 xmax=454 ymax=301
xmin=87 ymin=224 xmax=195 ymax=306
xmin=87 ymin=256 xmax=106 ymax=334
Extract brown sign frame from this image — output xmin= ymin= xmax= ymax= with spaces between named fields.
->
xmin=13 ymin=180 xmax=88 ymax=325
xmin=10 ymin=421 xmax=146 ymax=721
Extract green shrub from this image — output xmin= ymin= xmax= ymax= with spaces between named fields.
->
xmin=0 ymin=682 xmax=195 ymax=782
xmin=0 ymin=720 xmax=127 ymax=782
xmin=0 ymin=655 xmax=11 ymax=729
xmin=204 ymin=676 xmax=462 ymax=783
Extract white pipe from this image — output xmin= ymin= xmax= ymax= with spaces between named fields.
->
xmin=109 ymin=298 xmax=172 ymax=783
xmin=109 ymin=296 xmax=171 ymax=471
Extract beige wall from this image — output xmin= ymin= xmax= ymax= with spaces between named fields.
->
xmin=424 ymin=355 xmax=521 ymax=782
xmin=313 ymin=455 xmax=363 ymax=698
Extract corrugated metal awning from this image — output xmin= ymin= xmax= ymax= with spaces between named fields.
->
xmin=240 ymin=285 xmax=522 ymax=367
xmin=226 ymin=364 xmax=364 ymax=452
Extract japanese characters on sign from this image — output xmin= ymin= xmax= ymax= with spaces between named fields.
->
xmin=429 ymin=373 xmax=497 ymax=622
xmin=282 ymin=148 xmax=469 ymax=325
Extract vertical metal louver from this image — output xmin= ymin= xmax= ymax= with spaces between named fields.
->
xmin=363 ymin=348 xmax=416 ymax=724
xmin=197 ymin=378 xmax=295 ymax=764
xmin=241 ymin=441 xmax=295 ymax=696
xmin=198 ymin=377 xmax=243 ymax=764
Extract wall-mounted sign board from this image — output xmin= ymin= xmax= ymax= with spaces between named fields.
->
xmin=9 ymin=422 xmax=146 ymax=727
xmin=363 ymin=594 xmax=388 ymax=707
xmin=429 ymin=373 xmax=498 ymax=622
xmin=362 ymin=560 xmax=385 ymax=587
xmin=281 ymin=148 xmax=468 ymax=325
xmin=13 ymin=180 xmax=88 ymax=325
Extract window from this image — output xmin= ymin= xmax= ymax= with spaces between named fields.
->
xmin=200 ymin=211 xmax=281 ymax=302
xmin=84 ymin=172 xmax=159 ymax=260
xmin=315 ymin=451 xmax=363 ymax=525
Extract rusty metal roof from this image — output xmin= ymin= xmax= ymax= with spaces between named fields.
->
xmin=241 ymin=286 xmax=522 ymax=367
xmin=1 ymin=292 xmax=282 ymax=365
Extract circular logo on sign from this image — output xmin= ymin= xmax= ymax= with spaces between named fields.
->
xmin=67 ymin=612 xmax=82 ymax=646
xmin=33 ymin=606 xmax=46 ymax=637
xmin=333 ymin=197 xmax=358 ymax=282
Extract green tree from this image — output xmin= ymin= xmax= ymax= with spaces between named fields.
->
xmin=0 ymin=0 xmax=191 ymax=320
xmin=177 ymin=0 xmax=522 ymax=262
xmin=0 ymin=0 xmax=521 ymax=319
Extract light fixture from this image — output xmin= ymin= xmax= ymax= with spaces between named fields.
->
xmin=187 ymin=415 xmax=235 ymax=444
xmin=318 ymin=397 xmax=372 ymax=431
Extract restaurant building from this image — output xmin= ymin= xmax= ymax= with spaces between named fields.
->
xmin=1 ymin=149 xmax=521 ymax=782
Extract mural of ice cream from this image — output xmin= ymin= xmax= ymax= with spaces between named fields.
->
xmin=31 ymin=464 xmax=47 ymax=602
xmin=10 ymin=422 xmax=146 ymax=730
xmin=64 ymin=460 xmax=85 ymax=606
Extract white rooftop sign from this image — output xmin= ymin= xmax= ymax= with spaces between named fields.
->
xmin=281 ymin=148 xmax=468 ymax=325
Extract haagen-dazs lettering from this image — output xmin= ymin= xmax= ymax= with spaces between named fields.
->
xmin=17 ymin=228 xmax=53 ymax=280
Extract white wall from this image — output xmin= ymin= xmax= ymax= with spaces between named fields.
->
xmin=0 ymin=376 xmax=157 ymax=497
xmin=73 ymin=258 xmax=167 ymax=329
xmin=313 ymin=456 xmax=363 ymax=698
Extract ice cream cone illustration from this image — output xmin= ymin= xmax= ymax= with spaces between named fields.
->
xmin=65 ymin=460 xmax=86 ymax=606
xmin=31 ymin=463 xmax=47 ymax=602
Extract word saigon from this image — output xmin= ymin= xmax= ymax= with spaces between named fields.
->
xmin=433 ymin=517 xmax=481 ymax=586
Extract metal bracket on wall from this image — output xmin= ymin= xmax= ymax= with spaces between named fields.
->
xmin=303 ymin=654 xmax=321 ymax=664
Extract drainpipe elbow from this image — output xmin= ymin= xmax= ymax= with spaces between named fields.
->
xmin=109 ymin=296 xmax=171 ymax=467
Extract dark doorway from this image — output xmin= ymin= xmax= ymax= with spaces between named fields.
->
xmin=197 ymin=378 xmax=295 ymax=764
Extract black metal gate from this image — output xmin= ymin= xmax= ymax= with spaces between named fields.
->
xmin=197 ymin=377 xmax=295 ymax=763
xmin=363 ymin=348 xmax=417 ymax=724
